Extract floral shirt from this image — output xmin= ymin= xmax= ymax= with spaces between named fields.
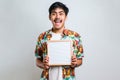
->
xmin=35 ymin=28 xmax=84 ymax=80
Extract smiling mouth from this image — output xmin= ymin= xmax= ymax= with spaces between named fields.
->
xmin=54 ymin=18 xmax=62 ymax=24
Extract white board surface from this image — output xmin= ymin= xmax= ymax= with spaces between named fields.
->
xmin=47 ymin=40 xmax=72 ymax=66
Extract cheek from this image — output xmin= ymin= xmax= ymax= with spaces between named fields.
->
xmin=51 ymin=17 xmax=55 ymax=21
xmin=62 ymin=18 xmax=66 ymax=23
xmin=62 ymin=16 xmax=66 ymax=21
xmin=50 ymin=18 xmax=54 ymax=22
xmin=49 ymin=16 xmax=55 ymax=21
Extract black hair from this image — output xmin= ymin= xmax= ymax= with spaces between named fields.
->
xmin=49 ymin=2 xmax=69 ymax=16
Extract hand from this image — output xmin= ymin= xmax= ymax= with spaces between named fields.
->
xmin=71 ymin=55 xmax=77 ymax=68
xmin=43 ymin=55 xmax=49 ymax=69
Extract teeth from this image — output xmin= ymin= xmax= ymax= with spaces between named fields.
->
xmin=54 ymin=19 xmax=61 ymax=23
xmin=55 ymin=20 xmax=60 ymax=23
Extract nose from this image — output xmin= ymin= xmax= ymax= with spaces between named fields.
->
xmin=56 ymin=14 xmax=60 ymax=18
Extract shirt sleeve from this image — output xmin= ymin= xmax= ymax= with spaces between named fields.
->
xmin=35 ymin=37 xmax=43 ymax=61
xmin=74 ymin=35 xmax=84 ymax=59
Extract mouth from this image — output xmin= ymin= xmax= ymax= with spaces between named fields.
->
xmin=54 ymin=18 xmax=62 ymax=25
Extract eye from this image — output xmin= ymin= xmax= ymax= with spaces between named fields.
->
xmin=60 ymin=13 xmax=63 ymax=15
xmin=59 ymin=12 xmax=65 ymax=16
xmin=51 ymin=13 xmax=56 ymax=16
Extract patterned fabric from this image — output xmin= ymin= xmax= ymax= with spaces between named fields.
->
xmin=35 ymin=28 xmax=84 ymax=80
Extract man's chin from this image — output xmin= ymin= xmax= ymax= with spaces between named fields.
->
xmin=53 ymin=26 xmax=61 ymax=29
xmin=53 ymin=24 xmax=64 ymax=30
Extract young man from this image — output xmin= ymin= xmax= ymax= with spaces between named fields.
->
xmin=35 ymin=2 xmax=84 ymax=80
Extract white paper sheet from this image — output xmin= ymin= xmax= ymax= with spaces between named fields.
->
xmin=47 ymin=40 xmax=72 ymax=66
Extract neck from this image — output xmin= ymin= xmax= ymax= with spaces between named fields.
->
xmin=52 ymin=27 xmax=65 ymax=34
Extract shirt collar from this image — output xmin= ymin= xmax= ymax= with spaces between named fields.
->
xmin=45 ymin=28 xmax=69 ymax=40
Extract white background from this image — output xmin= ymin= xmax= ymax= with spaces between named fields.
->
xmin=0 ymin=0 xmax=120 ymax=80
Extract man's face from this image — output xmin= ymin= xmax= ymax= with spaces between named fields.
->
xmin=49 ymin=8 xmax=67 ymax=30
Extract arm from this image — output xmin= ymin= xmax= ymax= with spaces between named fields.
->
xmin=77 ymin=58 xmax=82 ymax=67
xmin=71 ymin=32 xmax=84 ymax=68
xmin=36 ymin=56 xmax=49 ymax=69
xmin=71 ymin=55 xmax=82 ymax=68
xmin=35 ymin=34 xmax=49 ymax=69
xmin=36 ymin=58 xmax=44 ymax=69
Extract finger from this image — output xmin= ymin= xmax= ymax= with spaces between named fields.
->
xmin=72 ymin=59 xmax=77 ymax=62
xmin=71 ymin=62 xmax=77 ymax=67
xmin=72 ymin=58 xmax=77 ymax=61
xmin=72 ymin=55 xmax=76 ymax=58
xmin=72 ymin=55 xmax=76 ymax=59
xmin=44 ymin=59 xmax=49 ymax=62
xmin=43 ymin=57 xmax=49 ymax=62
xmin=72 ymin=57 xmax=77 ymax=60
xmin=44 ymin=62 xmax=49 ymax=65
xmin=44 ymin=64 xmax=49 ymax=69
xmin=45 ymin=66 xmax=49 ymax=69
xmin=44 ymin=57 xmax=49 ymax=61
xmin=71 ymin=61 xmax=77 ymax=64
xmin=45 ymin=55 xmax=49 ymax=59
xmin=43 ymin=60 xmax=48 ymax=63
